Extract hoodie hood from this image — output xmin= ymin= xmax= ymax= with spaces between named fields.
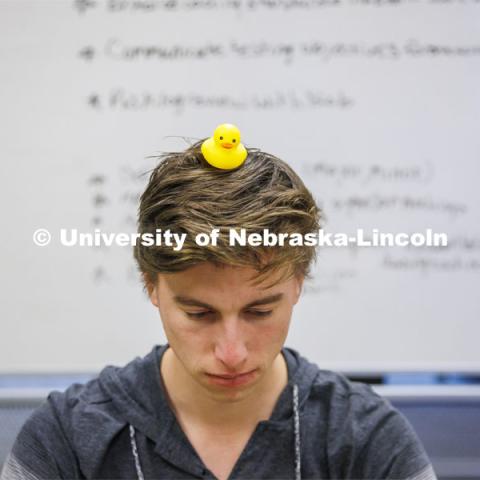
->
xmin=98 ymin=344 xmax=320 ymax=479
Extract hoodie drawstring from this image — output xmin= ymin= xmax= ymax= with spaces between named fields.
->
xmin=129 ymin=384 xmax=301 ymax=480
xmin=293 ymin=383 xmax=302 ymax=480
xmin=129 ymin=424 xmax=145 ymax=480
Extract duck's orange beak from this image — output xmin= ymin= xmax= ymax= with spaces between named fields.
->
xmin=221 ymin=142 xmax=234 ymax=149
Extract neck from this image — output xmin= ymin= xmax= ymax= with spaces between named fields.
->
xmin=160 ymin=348 xmax=288 ymax=430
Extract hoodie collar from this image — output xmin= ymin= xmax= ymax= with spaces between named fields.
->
xmin=99 ymin=345 xmax=318 ymax=474
xmin=257 ymin=347 xmax=316 ymax=424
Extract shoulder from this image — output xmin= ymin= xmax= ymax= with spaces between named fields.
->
xmin=5 ymin=369 xmax=126 ymax=479
xmin=48 ymin=371 xmax=124 ymax=431
xmin=292 ymin=353 xmax=435 ymax=479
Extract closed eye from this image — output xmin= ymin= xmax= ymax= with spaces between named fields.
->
xmin=246 ymin=310 xmax=272 ymax=318
xmin=185 ymin=310 xmax=273 ymax=318
xmin=186 ymin=311 xmax=212 ymax=319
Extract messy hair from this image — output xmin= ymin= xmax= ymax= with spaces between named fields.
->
xmin=133 ymin=139 xmax=321 ymax=289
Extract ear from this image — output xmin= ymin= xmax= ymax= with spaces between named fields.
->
xmin=293 ymin=274 xmax=304 ymax=305
xmin=143 ymin=273 xmax=159 ymax=308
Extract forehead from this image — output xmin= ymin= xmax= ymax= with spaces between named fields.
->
xmin=157 ymin=263 xmax=292 ymax=303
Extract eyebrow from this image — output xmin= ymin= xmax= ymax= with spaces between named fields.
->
xmin=173 ymin=293 xmax=284 ymax=310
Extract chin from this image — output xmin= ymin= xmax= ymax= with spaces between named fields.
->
xmin=207 ymin=385 xmax=255 ymax=403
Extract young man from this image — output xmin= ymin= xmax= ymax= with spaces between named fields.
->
xmin=2 ymin=140 xmax=437 ymax=480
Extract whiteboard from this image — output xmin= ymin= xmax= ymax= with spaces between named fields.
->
xmin=1 ymin=0 xmax=479 ymax=373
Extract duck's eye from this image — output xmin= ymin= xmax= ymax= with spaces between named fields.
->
xmin=232 ymin=139 xmax=236 ymax=143
xmin=219 ymin=136 xmax=223 ymax=140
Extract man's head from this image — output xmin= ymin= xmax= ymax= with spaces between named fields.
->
xmin=133 ymin=139 xmax=321 ymax=289
xmin=147 ymin=263 xmax=302 ymax=402
xmin=133 ymin=139 xmax=321 ymax=400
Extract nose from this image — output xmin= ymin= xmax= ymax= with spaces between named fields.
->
xmin=214 ymin=319 xmax=248 ymax=371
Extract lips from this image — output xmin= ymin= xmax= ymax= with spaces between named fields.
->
xmin=210 ymin=370 xmax=253 ymax=379
xmin=206 ymin=369 xmax=257 ymax=387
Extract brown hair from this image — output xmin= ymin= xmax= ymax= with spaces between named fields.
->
xmin=133 ymin=139 xmax=321 ymax=289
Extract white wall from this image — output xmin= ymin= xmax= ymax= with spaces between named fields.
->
xmin=1 ymin=0 xmax=479 ymax=372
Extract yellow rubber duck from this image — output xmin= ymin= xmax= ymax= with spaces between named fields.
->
xmin=201 ymin=123 xmax=247 ymax=170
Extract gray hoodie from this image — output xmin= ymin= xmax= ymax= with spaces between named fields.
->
xmin=1 ymin=345 xmax=437 ymax=479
